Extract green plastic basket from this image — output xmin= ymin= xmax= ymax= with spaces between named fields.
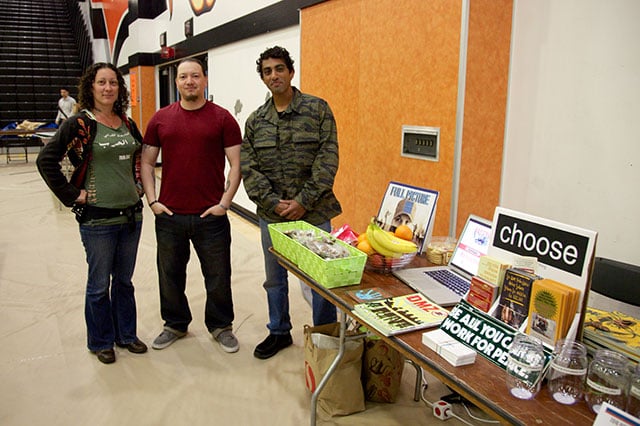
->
xmin=268 ymin=221 xmax=366 ymax=288
xmin=268 ymin=221 xmax=311 ymax=265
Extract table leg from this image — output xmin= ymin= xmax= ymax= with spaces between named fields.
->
xmin=406 ymin=359 xmax=424 ymax=401
xmin=5 ymin=142 xmax=28 ymax=163
xmin=310 ymin=311 xmax=347 ymax=426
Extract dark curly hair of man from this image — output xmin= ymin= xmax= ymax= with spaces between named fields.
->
xmin=256 ymin=46 xmax=295 ymax=77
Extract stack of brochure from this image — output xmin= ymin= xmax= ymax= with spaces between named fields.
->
xmin=422 ymin=329 xmax=477 ymax=367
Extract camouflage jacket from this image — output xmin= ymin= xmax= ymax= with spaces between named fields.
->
xmin=241 ymin=87 xmax=342 ymax=224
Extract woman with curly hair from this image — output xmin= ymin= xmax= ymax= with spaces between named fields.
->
xmin=37 ymin=63 xmax=148 ymax=364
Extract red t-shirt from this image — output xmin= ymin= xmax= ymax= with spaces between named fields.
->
xmin=144 ymin=101 xmax=241 ymax=214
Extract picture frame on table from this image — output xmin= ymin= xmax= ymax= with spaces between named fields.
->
xmin=375 ymin=181 xmax=439 ymax=254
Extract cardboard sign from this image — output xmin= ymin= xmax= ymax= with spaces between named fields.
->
xmin=489 ymin=207 xmax=598 ymax=309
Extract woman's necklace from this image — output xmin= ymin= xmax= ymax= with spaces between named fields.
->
xmin=94 ymin=109 xmax=121 ymax=129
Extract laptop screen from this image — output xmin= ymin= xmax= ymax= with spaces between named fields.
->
xmin=448 ymin=216 xmax=492 ymax=276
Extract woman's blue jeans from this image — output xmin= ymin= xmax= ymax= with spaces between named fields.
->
xmin=155 ymin=213 xmax=234 ymax=333
xmin=259 ymin=219 xmax=337 ymax=335
xmin=79 ymin=221 xmax=142 ymax=351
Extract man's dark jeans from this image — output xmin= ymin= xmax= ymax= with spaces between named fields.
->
xmin=155 ymin=212 xmax=234 ymax=333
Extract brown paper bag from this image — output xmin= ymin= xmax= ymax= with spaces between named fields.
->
xmin=303 ymin=323 xmax=365 ymax=417
xmin=362 ymin=336 xmax=405 ymax=403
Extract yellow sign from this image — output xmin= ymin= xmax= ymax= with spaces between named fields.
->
xmin=130 ymin=70 xmax=138 ymax=107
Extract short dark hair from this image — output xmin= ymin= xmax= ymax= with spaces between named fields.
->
xmin=256 ymin=46 xmax=294 ymax=78
xmin=178 ymin=57 xmax=207 ymax=75
xmin=77 ymin=62 xmax=129 ymax=116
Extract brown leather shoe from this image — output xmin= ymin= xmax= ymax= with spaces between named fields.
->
xmin=92 ymin=349 xmax=116 ymax=364
xmin=116 ymin=339 xmax=148 ymax=354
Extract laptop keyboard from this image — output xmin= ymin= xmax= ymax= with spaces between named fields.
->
xmin=424 ymin=270 xmax=470 ymax=296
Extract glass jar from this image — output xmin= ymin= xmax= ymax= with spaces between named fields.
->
xmin=506 ymin=333 xmax=546 ymax=399
xmin=546 ymin=339 xmax=588 ymax=405
xmin=585 ymin=349 xmax=630 ymax=413
xmin=628 ymin=363 xmax=640 ymax=418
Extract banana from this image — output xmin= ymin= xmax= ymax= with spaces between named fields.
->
xmin=366 ymin=223 xmax=400 ymax=257
xmin=369 ymin=219 xmax=418 ymax=255
xmin=374 ymin=228 xmax=418 ymax=254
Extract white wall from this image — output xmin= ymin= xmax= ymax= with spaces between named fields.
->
xmin=119 ymin=0 xmax=280 ymax=66
xmin=208 ymin=28 xmax=301 ymax=214
xmin=122 ymin=1 xmax=299 ymax=214
xmin=503 ymin=0 xmax=640 ymax=265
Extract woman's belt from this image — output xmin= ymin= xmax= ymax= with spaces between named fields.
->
xmin=72 ymin=200 xmax=142 ymax=228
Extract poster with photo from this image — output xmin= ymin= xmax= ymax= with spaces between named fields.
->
xmin=375 ymin=181 xmax=439 ymax=253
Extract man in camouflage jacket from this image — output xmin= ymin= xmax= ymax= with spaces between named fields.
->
xmin=241 ymin=46 xmax=342 ymax=359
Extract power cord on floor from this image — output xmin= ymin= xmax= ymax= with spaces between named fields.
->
xmin=460 ymin=401 xmax=500 ymax=424
xmin=234 ymin=313 xmax=253 ymax=334
xmin=419 ymin=371 xmax=500 ymax=424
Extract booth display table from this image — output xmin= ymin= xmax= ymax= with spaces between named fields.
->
xmin=271 ymin=249 xmax=596 ymax=425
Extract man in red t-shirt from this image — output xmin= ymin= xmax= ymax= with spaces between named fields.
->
xmin=141 ymin=58 xmax=242 ymax=353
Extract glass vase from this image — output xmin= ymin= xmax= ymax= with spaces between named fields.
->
xmin=585 ymin=349 xmax=630 ymax=414
xmin=505 ymin=333 xmax=545 ymax=400
xmin=627 ymin=363 xmax=640 ymax=418
xmin=546 ymin=339 xmax=588 ymax=405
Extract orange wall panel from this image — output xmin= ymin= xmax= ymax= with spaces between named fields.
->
xmin=301 ymin=0 xmax=511 ymax=239
xmin=302 ymin=0 xmax=464 ymax=236
xmin=458 ymin=0 xmax=512 ymax=232
xmin=301 ymin=0 xmax=361 ymax=222
xmin=130 ymin=65 xmax=156 ymax=134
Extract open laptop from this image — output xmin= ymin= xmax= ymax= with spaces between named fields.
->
xmin=393 ymin=214 xmax=493 ymax=306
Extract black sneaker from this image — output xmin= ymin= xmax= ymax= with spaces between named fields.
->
xmin=253 ymin=333 xmax=293 ymax=359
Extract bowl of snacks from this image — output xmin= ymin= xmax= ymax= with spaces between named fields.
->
xmin=426 ymin=236 xmax=457 ymax=265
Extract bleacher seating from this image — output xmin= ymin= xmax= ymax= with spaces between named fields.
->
xmin=0 ymin=0 xmax=87 ymax=127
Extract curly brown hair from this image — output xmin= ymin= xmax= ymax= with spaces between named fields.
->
xmin=77 ymin=62 xmax=130 ymax=116
xmin=256 ymin=46 xmax=295 ymax=78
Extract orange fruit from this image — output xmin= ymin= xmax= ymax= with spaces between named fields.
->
xmin=357 ymin=232 xmax=368 ymax=244
xmin=394 ymin=225 xmax=413 ymax=241
xmin=357 ymin=240 xmax=375 ymax=255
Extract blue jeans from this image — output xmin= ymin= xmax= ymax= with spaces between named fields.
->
xmin=259 ymin=219 xmax=337 ymax=335
xmin=155 ymin=213 xmax=234 ymax=333
xmin=79 ymin=221 xmax=142 ymax=351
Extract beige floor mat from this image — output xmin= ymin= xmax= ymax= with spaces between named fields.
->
xmin=0 ymin=156 xmax=492 ymax=425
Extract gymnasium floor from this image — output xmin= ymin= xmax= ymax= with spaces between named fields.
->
xmin=0 ymin=155 xmax=491 ymax=425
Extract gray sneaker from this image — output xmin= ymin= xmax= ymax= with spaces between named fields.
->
xmin=152 ymin=328 xmax=186 ymax=350
xmin=212 ymin=328 xmax=239 ymax=353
